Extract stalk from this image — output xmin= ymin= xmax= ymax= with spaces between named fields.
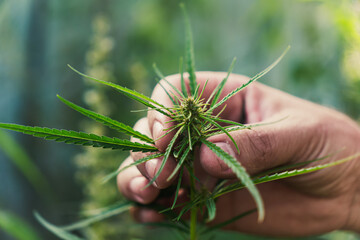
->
xmin=189 ymin=170 xmax=198 ymax=240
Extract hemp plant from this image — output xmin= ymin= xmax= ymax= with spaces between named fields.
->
xmin=0 ymin=4 xmax=356 ymax=240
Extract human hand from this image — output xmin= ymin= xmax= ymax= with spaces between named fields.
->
xmin=117 ymin=72 xmax=360 ymax=237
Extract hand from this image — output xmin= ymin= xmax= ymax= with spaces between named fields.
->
xmin=117 ymin=72 xmax=360 ymax=237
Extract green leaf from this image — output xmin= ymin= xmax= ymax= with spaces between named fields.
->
xmin=202 ymin=209 xmax=256 ymax=234
xmin=0 ymin=130 xmax=51 ymax=197
xmin=208 ymin=46 xmax=290 ymax=112
xmin=34 ymin=212 xmax=83 ymax=240
xmin=140 ymin=222 xmax=188 ymax=233
xmin=168 ymin=147 xmax=190 ymax=181
xmin=201 ymin=116 xmax=240 ymax=154
xmin=180 ymin=3 xmax=196 ymax=96
xmin=62 ymin=201 xmax=132 ymax=231
xmin=171 ymin=167 xmax=184 ymax=209
xmin=146 ymin=125 xmax=185 ymax=187
xmin=201 ymin=139 xmax=264 ymax=222
xmin=252 ymin=153 xmax=335 ymax=179
xmin=57 ymin=95 xmax=154 ymax=144
xmin=207 ymin=115 xmax=245 ymax=127
xmin=0 ymin=123 xmax=157 ymax=152
xmin=153 ymin=63 xmax=185 ymax=99
xmin=205 ymin=198 xmax=216 ymax=223
xmin=205 ymin=117 xmax=288 ymax=137
xmin=208 ymin=57 xmax=237 ymax=108
xmin=68 ymin=65 xmax=172 ymax=117
xmin=154 ymin=78 xmax=178 ymax=105
xmin=215 ymin=153 xmax=360 ymax=198
xmin=102 ymin=153 xmax=164 ymax=183
xmin=179 ymin=57 xmax=188 ymax=97
xmin=0 ymin=209 xmax=41 ymax=240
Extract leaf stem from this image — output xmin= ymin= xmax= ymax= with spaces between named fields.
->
xmin=189 ymin=164 xmax=198 ymax=240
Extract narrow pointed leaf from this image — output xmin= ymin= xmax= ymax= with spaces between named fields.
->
xmin=0 ymin=123 xmax=157 ymax=152
xmin=140 ymin=222 xmax=188 ymax=233
xmin=201 ymin=116 xmax=240 ymax=154
xmin=62 ymin=201 xmax=132 ymax=231
xmin=146 ymin=126 xmax=185 ymax=187
xmin=154 ymin=78 xmax=177 ymax=105
xmin=0 ymin=130 xmax=51 ymax=196
xmin=153 ymin=63 xmax=184 ymax=99
xmin=202 ymin=209 xmax=256 ymax=234
xmin=209 ymin=57 xmax=237 ymax=107
xmin=205 ymin=198 xmax=216 ymax=222
xmin=201 ymin=139 xmax=264 ymax=222
xmin=0 ymin=210 xmax=41 ymax=240
xmin=68 ymin=65 xmax=171 ymax=117
xmin=168 ymin=147 xmax=190 ymax=181
xmin=102 ymin=153 xmax=164 ymax=183
xmin=207 ymin=116 xmax=245 ymax=127
xmin=252 ymin=153 xmax=335 ymax=179
xmin=180 ymin=3 xmax=196 ymax=95
xmin=171 ymin=167 xmax=184 ymax=209
xmin=34 ymin=212 xmax=83 ymax=240
xmin=209 ymin=46 xmax=290 ymax=112
xmin=57 ymin=95 xmax=154 ymax=144
xmin=179 ymin=57 xmax=188 ymax=97
xmin=215 ymin=153 xmax=360 ymax=198
xmin=205 ymin=117 xmax=288 ymax=138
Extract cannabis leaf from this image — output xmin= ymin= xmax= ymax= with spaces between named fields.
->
xmin=201 ymin=139 xmax=264 ymax=222
xmin=0 ymin=123 xmax=157 ymax=152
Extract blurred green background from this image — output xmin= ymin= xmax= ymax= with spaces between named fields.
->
xmin=0 ymin=0 xmax=359 ymax=239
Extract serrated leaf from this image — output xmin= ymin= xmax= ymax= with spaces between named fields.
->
xmin=179 ymin=57 xmax=188 ymax=98
xmin=252 ymin=153 xmax=335 ymax=179
xmin=180 ymin=3 xmax=196 ymax=96
xmin=208 ymin=57 xmax=237 ymax=108
xmin=154 ymin=78 xmax=178 ymax=105
xmin=68 ymin=65 xmax=172 ymax=117
xmin=34 ymin=212 xmax=83 ymax=240
xmin=146 ymin=125 xmax=185 ymax=187
xmin=208 ymin=46 xmax=290 ymax=112
xmin=153 ymin=63 xmax=184 ymax=99
xmin=0 ymin=123 xmax=157 ymax=152
xmin=57 ymin=95 xmax=154 ymax=144
xmin=205 ymin=198 xmax=216 ymax=222
xmin=201 ymin=116 xmax=240 ymax=154
xmin=201 ymin=139 xmax=264 ymax=222
xmin=62 ymin=201 xmax=132 ymax=231
xmin=102 ymin=153 xmax=164 ymax=183
xmin=207 ymin=115 xmax=245 ymax=127
xmin=205 ymin=117 xmax=288 ymax=138
xmin=168 ymin=147 xmax=190 ymax=181
xmin=215 ymin=153 xmax=360 ymax=198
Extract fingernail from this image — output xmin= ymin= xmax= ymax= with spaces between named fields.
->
xmin=129 ymin=177 xmax=147 ymax=203
xmin=153 ymin=120 xmax=163 ymax=141
xmin=145 ymin=159 xmax=159 ymax=187
xmin=215 ymin=142 xmax=236 ymax=171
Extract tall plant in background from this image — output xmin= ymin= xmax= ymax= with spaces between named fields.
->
xmin=74 ymin=14 xmax=142 ymax=239
xmin=0 ymin=4 xmax=357 ymax=240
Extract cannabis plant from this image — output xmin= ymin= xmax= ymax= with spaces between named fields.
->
xmin=0 ymin=4 xmax=356 ymax=240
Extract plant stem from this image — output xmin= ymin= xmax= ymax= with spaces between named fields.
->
xmin=189 ymin=169 xmax=197 ymax=240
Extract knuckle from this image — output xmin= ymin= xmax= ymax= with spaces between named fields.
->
xmin=245 ymin=129 xmax=273 ymax=166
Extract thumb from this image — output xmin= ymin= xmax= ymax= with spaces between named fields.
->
xmin=199 ymin=115 xmax=317 ymax=178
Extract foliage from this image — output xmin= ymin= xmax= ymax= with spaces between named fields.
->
xmin=0 ymin=3 xmax=358 ymax=240
xmin=0 ymin=209 xmax=41 ymax=240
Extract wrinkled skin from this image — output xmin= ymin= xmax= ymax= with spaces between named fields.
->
xmin=117 ymin=72 xmax=360 ymax=237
